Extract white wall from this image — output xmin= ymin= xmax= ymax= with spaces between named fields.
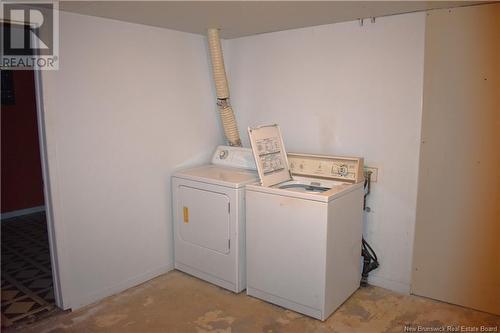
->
xmin=41 ymin=12 xmax=222 ymax=309
xmin=225 ymin=12 xmax=425 ymax=293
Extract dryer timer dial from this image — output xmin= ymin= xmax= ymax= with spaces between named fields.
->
xmin=219 ymin=150 xmax=229 ymax=159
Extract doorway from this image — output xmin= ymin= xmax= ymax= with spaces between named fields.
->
xmin=1 ymin=64 xmax=61 ymax=326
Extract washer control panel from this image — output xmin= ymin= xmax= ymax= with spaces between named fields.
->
xmin=288 ymin=153 xmax=364 ymax=183
xmin=211 ymin=145 xmax=257 ymax=170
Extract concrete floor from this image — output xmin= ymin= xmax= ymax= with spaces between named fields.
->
xmin=10 ymin=270 xmax=500 ymax=333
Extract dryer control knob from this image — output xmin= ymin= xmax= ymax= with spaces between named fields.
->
xmin=219 ymin=150 xmax=229 ymax=159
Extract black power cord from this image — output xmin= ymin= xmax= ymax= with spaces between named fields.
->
xmin=363 ymin=170 xmax=371 ymax=211
xmin=361 ymin=170 xmax=380 ymax=287
xmin=361 ymin=237 xmax=379 ymax=287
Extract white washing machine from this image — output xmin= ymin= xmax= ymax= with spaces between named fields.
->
xmin=246 ymin=124 xmax=365 ymax=320
xmin=172 ymin=146 xmax=257 ymax=292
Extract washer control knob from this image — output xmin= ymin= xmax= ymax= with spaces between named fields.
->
xmin=219 ymin=150 xmax=229 ymax=159
xmin=339 ymin=164 xmax=349 ymax=177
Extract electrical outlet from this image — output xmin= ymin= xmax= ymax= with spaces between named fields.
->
xmin=364 ymin=167 xmax=378 ymax=182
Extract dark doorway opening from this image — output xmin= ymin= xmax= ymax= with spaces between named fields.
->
xmin=1 ymin=66 xmax=60 ymax=327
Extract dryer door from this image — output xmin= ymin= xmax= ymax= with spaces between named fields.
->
xmin=178 ymin=185 xmax=230 ymax=254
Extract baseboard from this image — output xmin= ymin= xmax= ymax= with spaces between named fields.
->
xmin=1 ymin=206 xmax=45 ymax=220
xmin=69 ymin=262 xmax=174 ymax=310
xmin=368 ymin=275 xmax=410 ymax=294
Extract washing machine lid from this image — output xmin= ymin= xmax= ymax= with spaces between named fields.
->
xmin=248 ymin=124 xmax=292 ymax=187
xmin=173 ymin=165 xmax=258 ymax=189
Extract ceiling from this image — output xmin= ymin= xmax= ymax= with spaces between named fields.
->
xmin=59 ymin=1 xmax=490 ymax=39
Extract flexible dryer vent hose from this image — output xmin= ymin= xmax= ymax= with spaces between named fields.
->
xmin=207 ymin=28 xmax=242 ymax=147
xmin=207 ymin=28 xmax=229 ymax=99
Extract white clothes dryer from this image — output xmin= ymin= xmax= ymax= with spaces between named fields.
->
xmin=172 ymin=146 xmax=257 ymax=292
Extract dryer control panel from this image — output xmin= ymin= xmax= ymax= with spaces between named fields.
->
xmin=288 ymin=153 xmax=364 ymax=183
xmin=212 ymin=145 xmax=257 ymax=170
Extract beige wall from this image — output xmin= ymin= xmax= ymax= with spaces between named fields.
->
xmin=412 ymin=4 xmax=500 ymax=315
xmin=41 ymin=11 xmax=222 ymax=309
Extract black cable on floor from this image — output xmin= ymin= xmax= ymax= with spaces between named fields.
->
xmin=361 ymin=170 xmax=379 ymax=287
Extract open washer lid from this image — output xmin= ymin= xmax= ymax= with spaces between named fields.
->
xmin=248 ymin=124 xmax=292 ymax=187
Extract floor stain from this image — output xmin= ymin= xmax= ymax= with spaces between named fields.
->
xmin=94 ymin=314 xmax=128 ymax=328
xmin=143 ymin=296 xmax=154 ymax=307
xmin=195 ymin=309 xmax=235 ymax=333
xmin=262 ymin=322 xmax=284 ymax=333
xmin=276 ymin=316 xmax=290 ymax=325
